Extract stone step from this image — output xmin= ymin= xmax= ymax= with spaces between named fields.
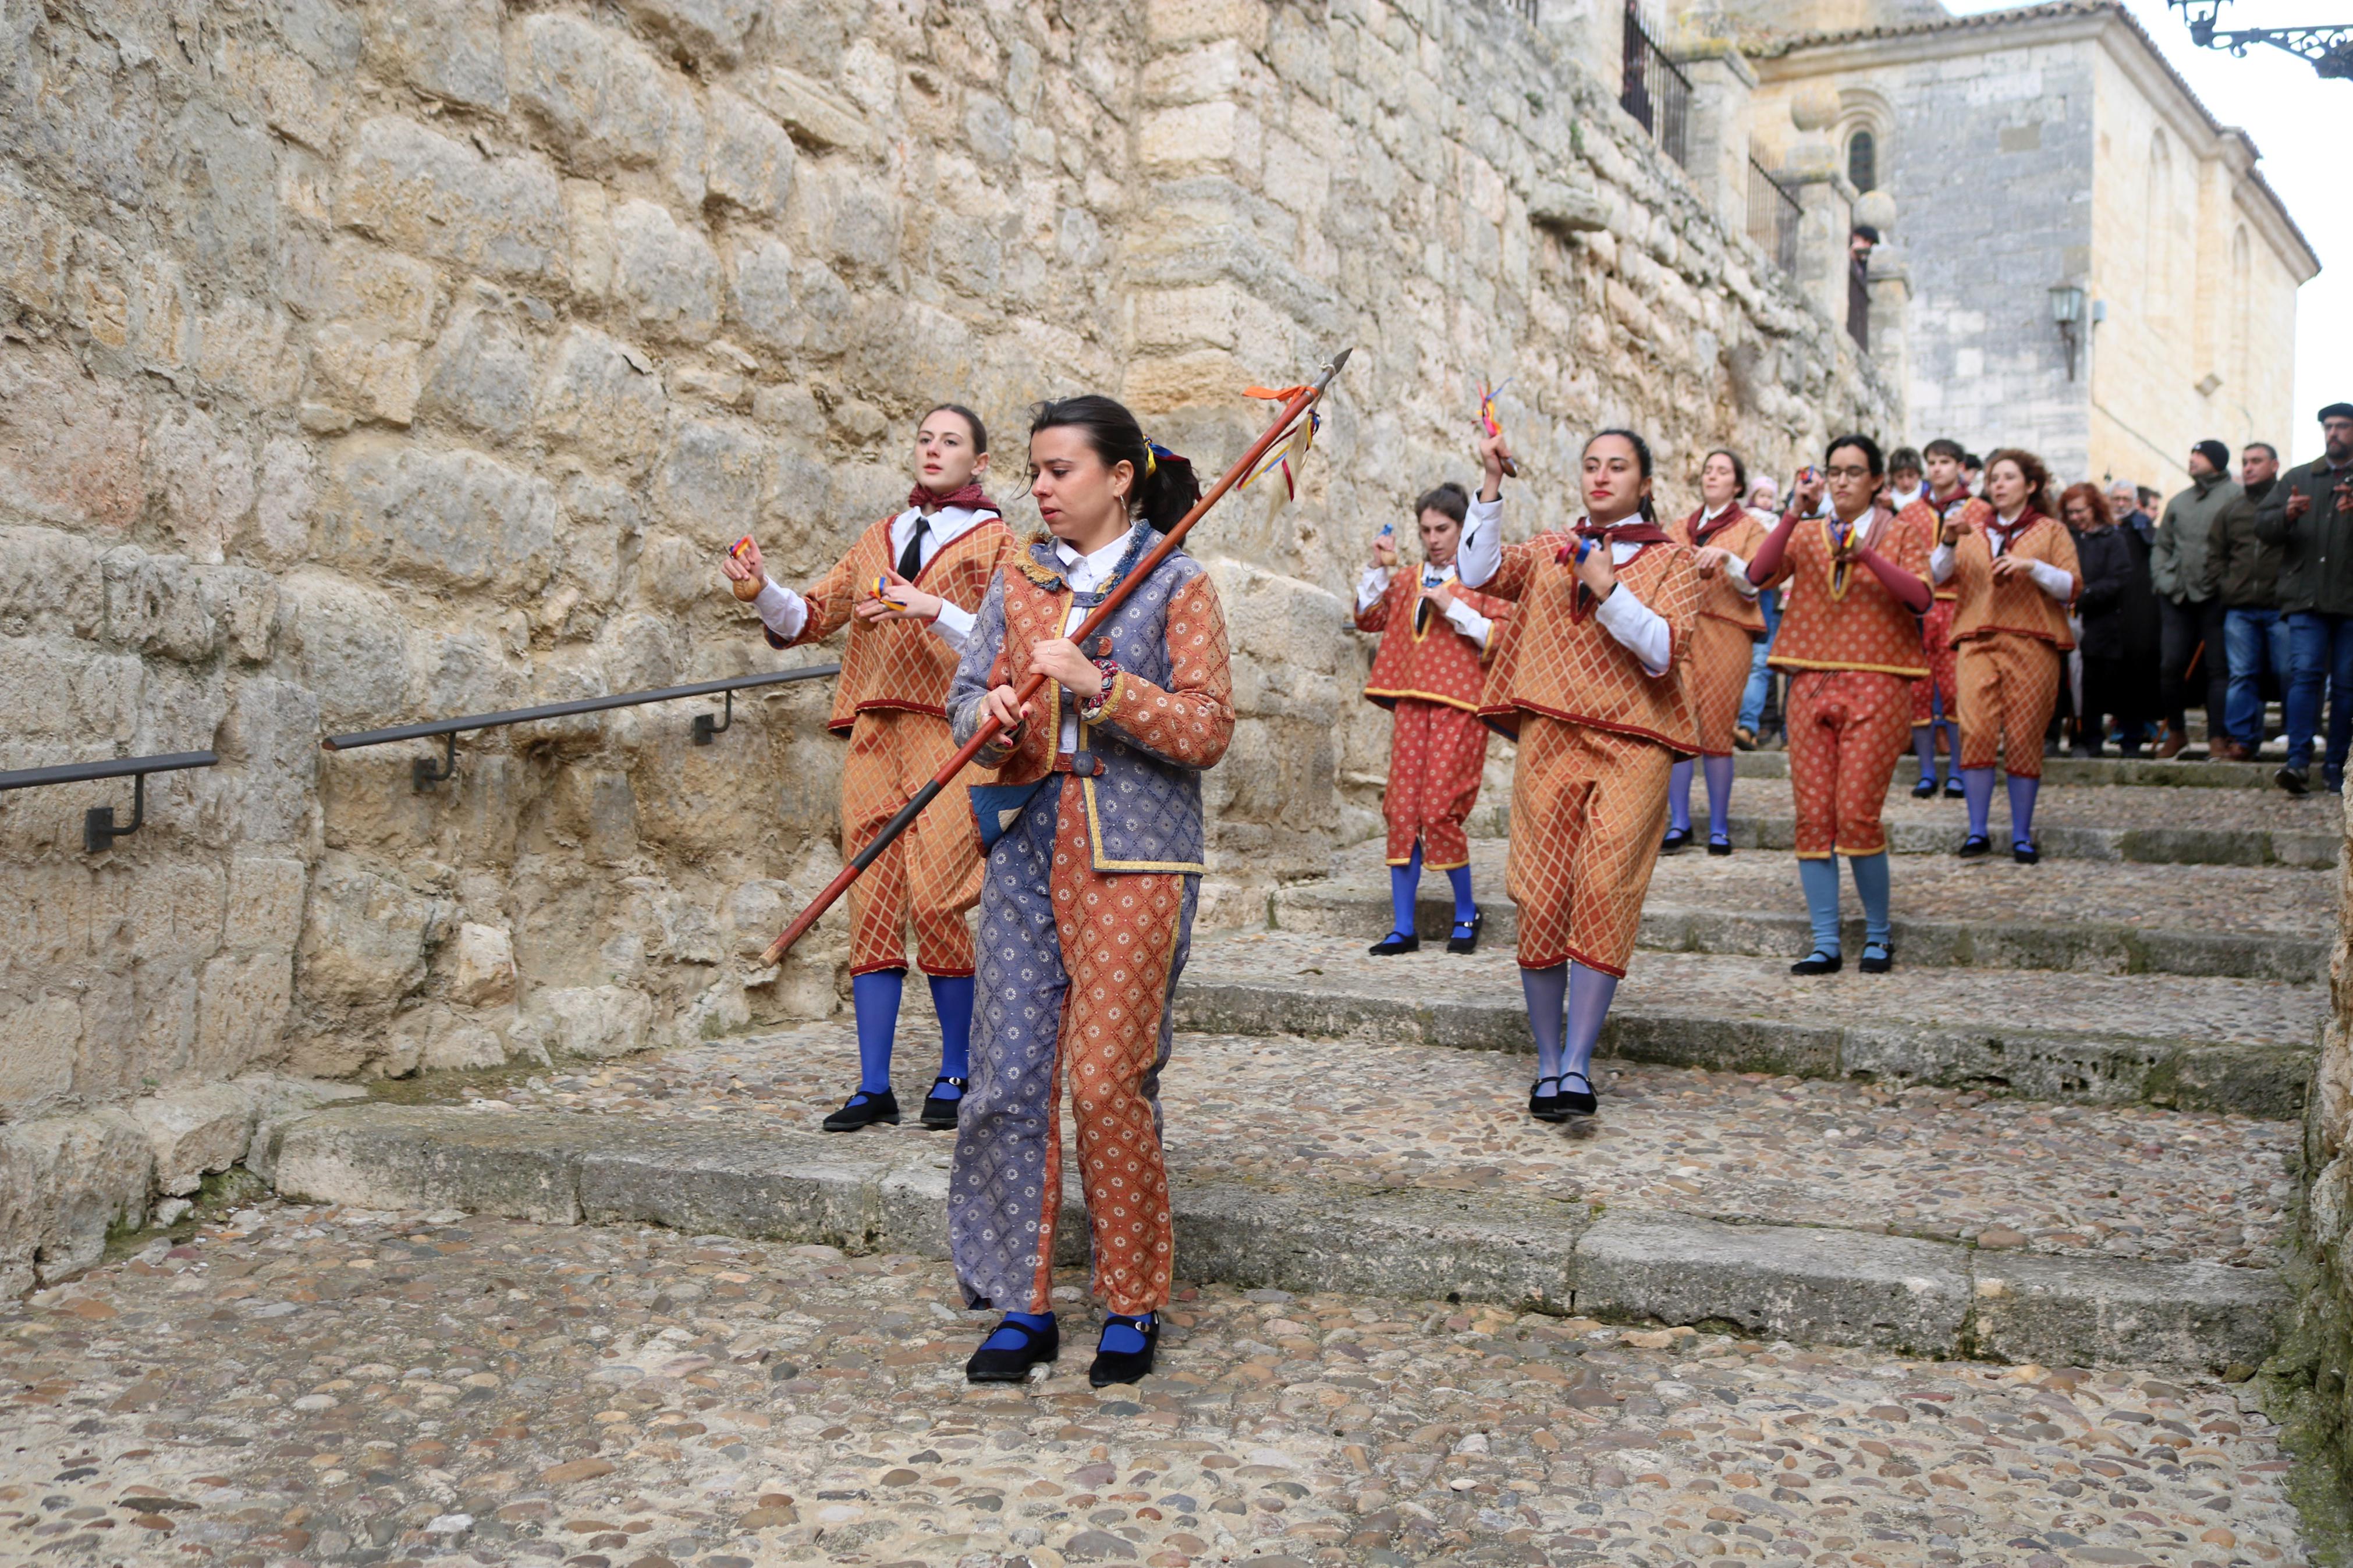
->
xmin=269 ymin=1090 xmax=2291 ymax=1373
xmin=1174 ymin=935 xmax=2319 ymax=1119
xmin=1729 ymin=751 xmax=2285 ymax=790
xmin=1280 ymin=887 xmax=2327 ymax=984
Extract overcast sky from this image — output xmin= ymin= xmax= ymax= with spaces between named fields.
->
xmin=1946 ymin=0 xmax=2345 ymax=463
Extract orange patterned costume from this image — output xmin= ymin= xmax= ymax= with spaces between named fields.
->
xmin=1902 ymin=490 xmax=1987 ymax=727
xmin=1356 ymin=568 xmax=1509 ymax=870
xmin=1476 ymin=530 xmax=1701 ymax=976
xmin=1669 ymin=505 xmax=1770 ymax=757
xmin=769 ymin=515 xmax=1018 ymax=976
xmin=1761 ymin=510 xmax=1933 ymax=858
xmin=1947 ymin=512 xmax=2081 ymax=779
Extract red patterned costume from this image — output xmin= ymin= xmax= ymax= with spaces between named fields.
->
xmin=1472 ymin=516 xmax=1701 ymax=976
xmin=1760 ymin=510 xmax=1933 ymax=858
xmin=1355 ymin=567 xmax=1509 ymax=870
xmin=1945 ymin=512 xmax=2082 ymax=778
xmin=1668 ymin=504 xmax=1770 ymax=757
xmin=1901 ymin=489 xmax=1989 ymax=727
xmin=766 ymin=514 xmax=1018 ymax=976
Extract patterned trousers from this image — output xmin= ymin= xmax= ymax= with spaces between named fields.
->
xmin=1504 ymin=716 xmax=1673 ymax=977
xmin=1957 ymin=634 xmax=2062 ymax=779
xmin=948 ymin=775 xmax=1194 ymax=1317
xmin=842 ymin=709 xmax=985 ymax=977
xmin=1910 ymin=599 xmax=1960 ymax=726
xmin=1787 ymin=669 xmax=1913 ymax=858
xmin=1385 ymin=699 xmax=1489 ymax=870
xmin=1688 ymin=616 xmax=1758 ymax=758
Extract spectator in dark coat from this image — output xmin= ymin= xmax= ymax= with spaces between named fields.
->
xmin=2064 ymin=483 xmax=2160 ymax=757
xmin=2255 ymin=402 xmax=2353 ymax=793
xmin=2208 ymin=443 xmax=2284 ymax=763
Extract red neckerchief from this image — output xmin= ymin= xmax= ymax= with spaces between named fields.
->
xmin=907 ymin=481 xmax=999 ymax=515
xmin=1557 ymin=517 xmax=1673 ymax=620
xmin=1687 ymin=503 xmax=1744 ymax=546
xmin=1988 ymin=508 xmax=2042 ymax=555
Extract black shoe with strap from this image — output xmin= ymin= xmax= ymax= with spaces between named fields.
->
xmin=966 ymin=1314 xmax=1058 ymax=1382
xmin=2012 ymin=841 xmax=2040 ymax=865
xmin=1790 ymin=950 xmax=1842 ymax=976
xmin=1706 ymin=834 xmax=1732 ymax=857
xmin=1660 ymin=826 xmax=1694 ymax=855
xmin=1557 ymin=1070 xmax=1598 ymax=1116
xmin=1367 ymin=929 xmax=1419 ymax=956
xmin=1859 ymin=941 xmax=1894 ymax=975
xmin=822 ymin=1089 xmax=900 ymax=1132
xmin=1943 ymin=777 xmax=1965 ymax=799
xmin=1528 ymin=1074 xmax=1565 ymax=1122
xmin=1446 ymin=908 xmax=1483 ymax=955
xmin=920 ymin=1076 xmax=967 ymax=1130
xmin=1911 ymin=776 xmax=1937 ymax=798
xmin=1089 ymin=1313 xmax=1159 ymax=1386
xmin=1957 ymin=834 xmax=1992 ymax=858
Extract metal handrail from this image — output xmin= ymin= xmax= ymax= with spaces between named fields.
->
xmin=322 ymin=663 xmax=840 ymax=791
xmin=0 ymin=750 xmax=220 ymax=854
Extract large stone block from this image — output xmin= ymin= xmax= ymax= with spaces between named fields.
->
xmin=101 ymin=549 xmax=218 ymax=663
xmin=704 ymin=88 xmax=798 ymax=220
xmin=538 ymin=985 xmax=654 ymax=1059
xmin=537 ymin=326 xmax=668 ymax=469
xmin=420 ymin=297 xmax=539 ymax=443
xmin=307 ymin=322 xmax=423 ymax=428
xmin=0 ymin=342 xmax=144 ymax=534
xmin=609 ymin=199 xmax=723 ymax=344
xmin=336 ymin=116 xmax=566 ymax=284
xmin=297 ymin=851 xmax=442 ymax=1008
xmin=0 ymin=995 xmax=78 ymax=1107
xmin=441 ymin=922 xmax=517 ymax=1007
xmin=0 ymin=1109 xmax=151 ymax=1295
xmin=194 ymin=949 xmax=294 ymax=1077
xmin=725 ymin=237 xmax=800 ymax=355
xmin=750 ymin=66 xmax=875 ymax=154
xmin=145 ymin=406 xmax=255 ymax=565
xmin=363 ymin=0 xmax=508 ymax=112
xmin=655 ymin=416 xmax=767 ymax=546
xmin=319 ymin=435 xmax=559 ymax=593
xmin=1968 ymin=1253 xmax=2292 ymax=1370
xmin=506 ymin=13 xmax=706 ymax=208
xmin=620 ymin=0 xmax=765 ymax=65
xmin=0 ymin=525 xmax=104 ymax=639
xmin=131 ymin=1082 xmax=260 ymax=1196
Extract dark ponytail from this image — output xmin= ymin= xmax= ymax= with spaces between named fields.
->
xmin=1586 ymin=427 xmax=1658 ymax=523
xmin=1028 ymin=394 xmax=1201 ymax=532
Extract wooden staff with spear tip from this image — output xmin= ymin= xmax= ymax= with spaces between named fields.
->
xmin=759 ymin=347 xmax=1357 ymax=968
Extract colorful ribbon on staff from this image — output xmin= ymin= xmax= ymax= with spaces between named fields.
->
xmin=1240 ymin=384 xmax=1322 ymax=516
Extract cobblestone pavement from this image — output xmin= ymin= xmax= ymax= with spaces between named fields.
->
xmin=1187 ymin=934 xmax=2327 ymax=1051
xmin=1321 ymin=842 xmax=2340 ymax=941
xmin=0 ymin=1204 xmax=2309 ymax=1568
xmin=417 ymin=1023 xmax=2294 ymax=1267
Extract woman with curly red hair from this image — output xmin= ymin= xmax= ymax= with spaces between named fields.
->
xmin=1933 ymin=449 xmax=2082 ymax=861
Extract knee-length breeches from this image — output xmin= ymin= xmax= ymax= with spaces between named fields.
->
xmin=1689 ymin=616 xmax=1759 ymax=758
xmin=948 ymin=775 xmax=1194 ymax=1317
xmin=1384 ymin=699 xmax=1489 ymax=870
xmin=1957 ymin=635 xmax=2061 ymax=778
xmin=842 ymin=709 xmax=986 ymax=977
xmin=1910 ymin=600 xmax=1959 ymax=726
xmin=1787 ymin=670 xmax=1913 ymax=858
xmin=1504 ymin=716 xmax=1673 ymax=977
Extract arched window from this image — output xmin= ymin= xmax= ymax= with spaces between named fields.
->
xmin=1847 ymin=129 xmax=1877 ymax=194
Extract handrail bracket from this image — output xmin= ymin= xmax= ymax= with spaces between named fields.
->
xmin=84 ymin=770 xmax=147 ymax=855
xmin=693 ymin=688 xmax=736 ymax=746
xmin=414 ymin=733 xmax=459 ymax=792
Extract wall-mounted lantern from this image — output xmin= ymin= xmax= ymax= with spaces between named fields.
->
xmin=2049 ymin=283 xmax=2087 ymax=381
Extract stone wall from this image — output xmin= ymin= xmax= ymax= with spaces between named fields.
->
xmin=2287 ymin=806 xmax=2353 ymax=1524
xmin=0 ymin=0 xmax=1889 ymax=1290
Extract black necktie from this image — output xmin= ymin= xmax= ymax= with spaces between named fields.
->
xmin=897 ymin=515 xmax=927 ymax=581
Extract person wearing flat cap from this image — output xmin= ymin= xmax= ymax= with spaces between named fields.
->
xmin=2255 ymin=402 xmax=2353 ymax=793
xmin=2149 ymin=439 xmax=2241 ymax=759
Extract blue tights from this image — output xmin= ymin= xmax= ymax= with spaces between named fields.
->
xmin=849 ymin=968 xmax=975 ymax=1101
xmin=1522 ymin=962 xmax=1620 ymax=1088
xmin=1389 ymin=841 xmax=1475 ymax=940
xmin=1797 ymin=852 xmax=1893 ymax=958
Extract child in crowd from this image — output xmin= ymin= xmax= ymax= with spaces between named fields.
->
xmin=1898 ymin=439 xmax=1987 ymax=798
xmin=1664 ymin=449 xmax=1769 ymax=855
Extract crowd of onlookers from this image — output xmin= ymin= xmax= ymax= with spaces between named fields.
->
xmin=1733 ymin=401 xmax=2353 ymax=795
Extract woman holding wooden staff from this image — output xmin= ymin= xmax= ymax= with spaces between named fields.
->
xmin=1663 ymin=448 xmax=1769 ymax=855
xmin=1934 ymin=447 xmax=2081 ymax=861
xmin=721 ymin=407 xmax=1016 ymax=1133
xmin=945 ymin=394 xmax=1234 ymax=1388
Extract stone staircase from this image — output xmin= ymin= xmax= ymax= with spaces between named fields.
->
xmin=268 ymin=754 xmax=2332 ymax=1379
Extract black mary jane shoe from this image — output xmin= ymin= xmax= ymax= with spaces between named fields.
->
xmin=1089 ymin=1313 xmax=1159 ymax=1387
xmin=1529 ymin=1074 xmax=1566 ymax=1122
xmin=822 ymin=1089 xmax=901 ymax=1132
xmin=966 ymin=1315 xmax=1059 ymax=1383
xmin=1789 ymin=949 xmax=1843 ymax=976
xmin=2012 ymin=841 xmax=2040 ymax=866
xmin=1943 ymin=777 xmax=1967 ymax=799
xmin=1557 ymin=1071 xmax=1599 ymax=1117
xmin=1859 ymin=943 xmax=1894 ymax=975
xmin=920 ymin=1076 xmax=968 ymax=1130
xmin=1446 ymin=908 xmax=1484 ymax=955
xmin=1956 ymin=834 xmax=1992 ymax=859
xmin=1911 ymin=776 xmax=1937 ymax=799
xmin=1367 ymin=929 xmax=1421 ymax=956
xmin=1660 ymin=826 xmax=1694 ymax=855
xmin=1706 ymin=834 xmax=1733 ymax=857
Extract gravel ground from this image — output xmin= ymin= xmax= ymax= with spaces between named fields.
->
xmin=1308 ymin=841 xmax=2340 ymax=941
xmin=0 ymin=1203 xmax=2311 ymax=1568
xmin=413 ymin=1022 xmax=2295 ymax=1267
xmin=1185 ymin=933 xmax=2327 ymax=1053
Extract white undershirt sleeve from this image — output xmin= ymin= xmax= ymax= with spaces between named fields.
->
xmin=1593 ymin=582 xmax=1673 ymax=677
xmin=1356 ymin=565 xmax=1392 ymax=611
xmin=927 ymin=600 xmax=975 ymax=648
xmin=1440 ymin=596 xmax=1492 ymax=649
xmin=1721 ymin=554 xmax=1761 ymax=598
xmin=2027 ymin=559 xmax=2075 ymax=601
xmin=752 ymin=578 xmax=807 ymax=641
xmin=1929 ymin=543 xmax=1955 ymax=584
xmin=1457 ymin=497 xmax=1504 ymax=588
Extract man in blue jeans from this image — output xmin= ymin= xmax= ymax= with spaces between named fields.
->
xmin=2257 ymin=403 xmax=2353 ymax=793
xmin=2212 ymin=444 xmax=2284 ymax=763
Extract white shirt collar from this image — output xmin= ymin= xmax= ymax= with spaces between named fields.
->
xmin=1421 ymin=560 xmax=1460 ymax=582
xmin=1701 ymin=500 xmax=1739 ymax=524
xmin=1052 ymin=530 xmax=1132 ymax=586
xmin=893 ymin=504 xmax=989 ymax=553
